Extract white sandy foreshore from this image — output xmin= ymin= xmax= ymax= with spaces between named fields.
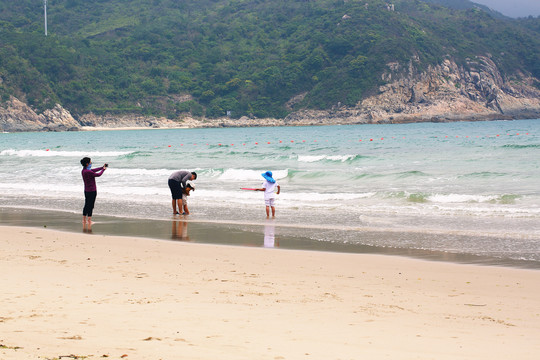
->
xmin=1 ymin=225 xmax=539 ymax=360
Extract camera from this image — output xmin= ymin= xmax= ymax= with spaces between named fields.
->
xmin=104 ymin=163 xmax=109 ymax=168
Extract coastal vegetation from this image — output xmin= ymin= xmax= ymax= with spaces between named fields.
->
xmin=0 ymin=0 xmax=538 ymax=119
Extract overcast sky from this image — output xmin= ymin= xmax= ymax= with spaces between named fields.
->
xmin=472 ymin=0 xmax=540 ymax=18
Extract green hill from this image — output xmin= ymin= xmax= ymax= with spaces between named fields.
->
xmin=0 ymin=0 xmax=538 ymax=119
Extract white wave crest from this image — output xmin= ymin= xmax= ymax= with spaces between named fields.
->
xmin=428 ymin=193 xmax=498 ymax=203
xmin=106 ymin=168 xmax=172 ymax=176
xmin=298 ymin=154 xmax=358 ymax=163
xmin=218 ymin=168 xmax=289 ymax=181
xmin=0 ymin=149 xmax=133 ymax=157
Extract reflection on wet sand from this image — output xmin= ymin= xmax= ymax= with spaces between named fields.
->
xmin=2 ymin=207 xmax=538 ymax=269
xmin=82 ymin=222 xmax=92 ymax=234
xmin=171 ymin=220 xmax=190 ymax=241
xmin=264 ymin=221 xmax=278 ymax=248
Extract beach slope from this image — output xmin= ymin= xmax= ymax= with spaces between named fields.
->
xmin=1 ymin=226 xmax=539 ymax=359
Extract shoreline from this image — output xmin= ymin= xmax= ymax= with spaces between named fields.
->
xmin=79 ymin=125 xmax=189 ymax=131
xmin=80 ymin=114 xmax=540 ymax=132
xmin=1 ymin=206 xmax=539 ymax=270
xmin=3 ymin=114 xmax=539 ymax=133
xmin=1 ymin=224 xmax=539 ymax=359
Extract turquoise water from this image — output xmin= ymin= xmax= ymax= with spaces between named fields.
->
xmin=1 ymin=119 xmax=539 ymax=262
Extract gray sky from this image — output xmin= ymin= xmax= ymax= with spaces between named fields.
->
xmin=472 ymin=0 xmax=540 ymax=18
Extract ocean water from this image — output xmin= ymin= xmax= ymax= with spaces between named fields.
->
xmin=1 ymin=119 xmax=539 ymax=263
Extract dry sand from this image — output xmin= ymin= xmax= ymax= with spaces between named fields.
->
xmin=1 ymin=225 xmax=539 ymax=360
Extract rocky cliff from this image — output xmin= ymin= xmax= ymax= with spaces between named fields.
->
xmin=278 ymin=56 xmax=540 ymax=126
xmin=0 ymin=98 xmax=80 ymax=132
xmin=1 ymin=55 xmax=539 ymax=132
xmin=358 ymin=56 xmax=540 ymax=123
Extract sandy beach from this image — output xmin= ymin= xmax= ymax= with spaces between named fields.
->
xmin=1 ymin=224 xmax=539 ymax=360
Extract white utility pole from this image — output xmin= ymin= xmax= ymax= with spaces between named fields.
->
xmin=44 ymin=0 xmax=48 ymax=36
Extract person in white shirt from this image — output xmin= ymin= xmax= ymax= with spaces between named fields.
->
xmin=255 ymin=171 xmax=281 ymax=218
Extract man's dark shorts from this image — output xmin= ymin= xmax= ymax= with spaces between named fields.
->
xmin=168 ymin=179 xmax=183 ymax=200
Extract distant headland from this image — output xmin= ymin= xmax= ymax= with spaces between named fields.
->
xmin=2 ymin=57 xmax=539 ymax=132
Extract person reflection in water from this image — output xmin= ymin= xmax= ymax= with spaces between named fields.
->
xmin=264 ymin=220 xmax=278 ymax=248
xmin=171 ymin=220 xmax=190 ymax=241
xmin=83 ymin=221 xmax=93 ymax=234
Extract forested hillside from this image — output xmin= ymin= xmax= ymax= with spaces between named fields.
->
xmin=0 ymin=0 xmax=538 ymax=120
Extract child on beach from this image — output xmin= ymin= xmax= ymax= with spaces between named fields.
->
xmin=181 ymin=184 xmax=194 ymax=215
xmin=255 ymin=171 xmax=280 ymax=218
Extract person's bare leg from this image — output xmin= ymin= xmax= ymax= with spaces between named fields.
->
xmin=265 ymin=206 xmax=270 ymax=218
xmin=172 ymin=199 xmax=183 ymax=214
xmin=177 ymin=199 xmax=183 ymax=214
xmin=82 ymin=216 xmax=87 ymax=224
xmin=271 ymin=206 xmax=276 ymax=217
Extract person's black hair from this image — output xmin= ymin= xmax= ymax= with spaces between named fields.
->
xmin=81 ymin=157 xmax=91 ymax=167
xmin=186 ymin=184 xmax=195 ymax=190
xmin=191 ymin=171 xmax=197 ymax=179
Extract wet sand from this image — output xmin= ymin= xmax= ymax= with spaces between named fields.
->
xmin=1 ymin=207 xmax=537 ymax=269
xmin=1 ymin=209 xmax=540 ymax=359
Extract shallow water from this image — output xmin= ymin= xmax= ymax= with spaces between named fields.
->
xmin=1 ymin=119 xmax=539 ymax=263
xmin=2 ymin=207 xmax=537 ymax=269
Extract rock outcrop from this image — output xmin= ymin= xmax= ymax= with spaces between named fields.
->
xmin=0 ymin=98 xmax=79 ymax=132
xmin=1 ymin=55 xmax=539 ymax=132
xmin=278 ymin=56 xmax=540 ymax=126
xmin=0 ymin=98 xmax=181 ymax=132
xmin=357 ymin=56 xmax=540 ymax=123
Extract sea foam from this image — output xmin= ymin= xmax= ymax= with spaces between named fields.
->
xmin=218 ymin=168 xmax=289 ymax=181
xmin=0 ymin=149 xmax=133 ymax=157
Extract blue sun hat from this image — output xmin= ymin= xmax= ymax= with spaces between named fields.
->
xmin=261 ymin=171 xmax=276 ymax=183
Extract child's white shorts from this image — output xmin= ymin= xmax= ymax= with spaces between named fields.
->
xmin=265 ymin=198 xmax=275 ymax=207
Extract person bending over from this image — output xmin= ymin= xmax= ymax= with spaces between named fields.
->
xmin=168 ymin=170 xmax=197 ymax=215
